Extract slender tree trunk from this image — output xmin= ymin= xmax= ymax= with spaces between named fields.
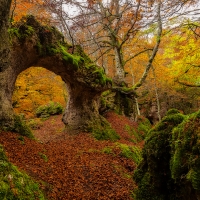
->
xmin=103 ymin=54 xmax=109 ymax=75
xmin=133 ymin=2 xmax=162 ymax=90
xmin=129 ymin=62 xmax=140 ymax=120
xmin=152 ymin=65 xmax=161 ymax=121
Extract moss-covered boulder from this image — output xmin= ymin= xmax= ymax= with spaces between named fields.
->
xmin=170 ymin=110 xmax=200 ymax=199
xmin=134 ymin=109 xmax=200 ymax=200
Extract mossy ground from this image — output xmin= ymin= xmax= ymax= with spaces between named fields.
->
xmin=0 ymin=145 xmax=45 ymax=200
xmin=90 ymin=117 xmax=120 ymax=141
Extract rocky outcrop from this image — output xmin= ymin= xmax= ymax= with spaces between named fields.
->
xmin=134 ymin=109 xmax=200 ymax=200
xmin=0 ymin=16 xmax=112 ymax=132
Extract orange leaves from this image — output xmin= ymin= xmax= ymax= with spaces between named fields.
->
xmin=11 ymin=0 xmax=50 ymax=23
xmin=12 ymin=67 xmax=67 ymax=118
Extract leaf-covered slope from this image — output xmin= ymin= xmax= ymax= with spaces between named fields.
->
xmin=0 ymin=145 xmax=45 ymax=200
xmin=0 ymin=111 xmax=142 ymax=199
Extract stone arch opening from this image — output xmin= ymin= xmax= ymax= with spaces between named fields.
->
xmin=0 ymin=16 xmax=111 ymax=132
xmin=12 ymin=66 xmax=68 ymax=119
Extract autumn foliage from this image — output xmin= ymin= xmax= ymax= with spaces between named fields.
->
xmin=12 ymin=67 xmax=67 ymax=118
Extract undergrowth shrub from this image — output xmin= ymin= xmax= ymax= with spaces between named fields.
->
xmin=102 ymin=147 xmax=113 ymax=154
xmin=13 ymin=115 xmax=34 ymax=139
xmin=39 ymin=153 xmax=48 ymax=162
xmin=0 ymin=145 xmax=45 ymax=200
xmin=36 ymin=101 xmax=63 ymax=118
xmin=27 ymin=119 xmax=42 ymax=130
xmin=125 ymin=125 xmax=144 ymax=144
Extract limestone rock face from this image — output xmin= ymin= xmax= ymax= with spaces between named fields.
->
xmin=0 ymin=15 xmax=111 ymax=131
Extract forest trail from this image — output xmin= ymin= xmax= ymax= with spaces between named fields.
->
xmin=0 ymin=112 xmax=140 ymax=200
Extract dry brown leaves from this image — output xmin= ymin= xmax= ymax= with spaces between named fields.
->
xmin=0 ymin=112 xmax=138 ymax=200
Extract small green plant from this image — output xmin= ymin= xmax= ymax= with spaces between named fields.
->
xmin=36 ymin=101 xmax=63 ymax=118
xmin=39 ymin=153 xmax=48 ymax=162
xmin=8 ymin=24 xmax=34 ymax=41
xmin=25 ymin=25 xmax=34 ymax=36
xmin=27 ymin=119 xmax=42 ymax=130
xmin=102 ymin=147 xmax=113 ymax=154
xmin=13 ymin=115 xmax=35 ymax=139
xmin=18 ymin=136 xmax=25 ymax=144
xmin=131 ymin=146 xmax=143 ymax=165
xmin=137 ymin=116 xmax=152 ymax=135
xmin=125 ymin=125 xmax=144 ymax=144
xmin=8 ymin=27 xmax=20 ymax=38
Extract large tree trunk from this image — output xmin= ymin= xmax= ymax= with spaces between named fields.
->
xmin=0 ymin=15 xmax=111 ymax=132
xmin=0 ymin=0 xmax=14 ymax=128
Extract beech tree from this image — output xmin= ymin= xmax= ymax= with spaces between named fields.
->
xmin=71 ymin=0 xmax=162 ymax=85
xmin=40 ymin=0 xmax=198 ymax=89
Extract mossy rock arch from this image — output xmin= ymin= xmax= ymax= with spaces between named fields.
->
xmin=0 ymin=15 xmax=112 ymax=132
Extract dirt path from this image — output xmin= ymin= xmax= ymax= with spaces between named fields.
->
xmin=0 ymin=112 xmax=139 ymax=199
xmin=33 ymin=115 xmax=65 ymax=143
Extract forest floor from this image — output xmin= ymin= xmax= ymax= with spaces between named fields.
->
xmin=0 ymin=112 xmax=142 ymax=200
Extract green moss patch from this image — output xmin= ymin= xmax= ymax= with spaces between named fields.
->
xmin=115 ymin=143 xmax=142 ymax=165
xmin=8 ymin=25 xmax=34 ymax=40
xmin=0 ymin=145 xmax=45 ymax=200
xmin=59 ymin=45 xmax=84 ymax=70
xmin=92 ymin=127 xmax=120 ymax=141
xmin=89 ymin=117 xmax=120 ymax=141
